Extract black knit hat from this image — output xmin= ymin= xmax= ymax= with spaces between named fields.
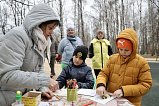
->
xmin=73 ymin=45 xmax=88 ymax=61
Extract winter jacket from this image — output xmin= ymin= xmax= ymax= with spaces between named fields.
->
xmin=0 ymin=4 xmax=60 ymax=106
xmin=58 ymin=36 xmax=83 ymax=65
xmin=56 ymin=60 xmax=94 ymax=89
xmin=89 ymin=38 xmax=113 ymax=69
xmin=50 ymin=37 xmax=58 ymax=57
xmin=96 ymin=28 xmax=152 ymax=106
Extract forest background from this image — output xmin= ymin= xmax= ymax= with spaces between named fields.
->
xmin=0 ymin=0 xmax=159 ymax=57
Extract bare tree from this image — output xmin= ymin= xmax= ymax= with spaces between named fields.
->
xmin=1 ymin=0 xmax=159 ymax=55
xmin=7 ymin=0 xmax=32 ymax=26
xmin=79 ymin=0 xmax=85 ymax=44
xmin=0 ymin=5 xmax=7 ymax=34
xmin=120 ymin=0 xmax=125 ymax=30
xmin=148 ymin=0 xmax=155 ymax=55
xmin=59 ymin=0 xmax=64 ymax=39
xmin=115 ymin=0 xmax=119 ymax=36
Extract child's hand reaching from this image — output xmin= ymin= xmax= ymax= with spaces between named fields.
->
xmin=113 ymin=89 xmax=123 ymax=98
xmin=67 ymin=79 xmax=78 ymax=89
xmin=96 ymin=86 xmax=107 ymax=96
xmin=75 ymin=84 xmax=79 ymax=89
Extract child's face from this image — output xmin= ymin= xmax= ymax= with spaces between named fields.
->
xmin=118 ymin=48 xmax=132 ymax=58
xmin=73 ymin=56 xmax=83 ymax=66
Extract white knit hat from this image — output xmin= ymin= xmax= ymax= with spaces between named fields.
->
xmin=66 ymin=23 xmax=75 ymax=30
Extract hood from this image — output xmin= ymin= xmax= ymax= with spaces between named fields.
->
xmin=96 ymin=30 xmax=105 ymax=39
xmin=23 ymin=3 xmax=60 ymax=31
xmin=116 ymin=28 xmax=138 ymax=60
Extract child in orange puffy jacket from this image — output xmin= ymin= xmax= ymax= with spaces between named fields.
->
xmin=96 ymin=28 xmax=152 ymax=106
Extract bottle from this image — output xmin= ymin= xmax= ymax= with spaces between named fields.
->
xmin=12 ymin=91 xmax=24 ymax=106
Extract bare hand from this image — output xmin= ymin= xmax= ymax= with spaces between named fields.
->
xmin=56 ymin=54 xmax=61 ymax=62
xmin=76 ymin=84 xmax=79 ymax=89
xmin=42 ymin=89 xmax=54 ymax=99
xmin=113 ymin=89 xmax=123 ymax=98
xmin=55 ymin=54 xmax=58 ymax=58
xmin=49 ymin=78 xmax=59 ymax=92
xmin=96 ymin=86 xmax=107 ymax=96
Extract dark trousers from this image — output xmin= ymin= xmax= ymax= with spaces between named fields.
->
xmin=94 ymin=69 xmax=101 ymax=78
xmin=50 ymin=55 xmax=56 ymax=75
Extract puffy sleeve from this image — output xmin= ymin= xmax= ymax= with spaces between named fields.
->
xmin=96 ymin=58 xmax=111 ymax=88
xmin=77 ymin=67 xmax=94 ymax=89
xmin=121 ymin=59 xmax=152 ymax=97
xmin=0 ymin=28 xmax=49 ymax=89
xmin=56 ymin=66 xmax=69 ymax=89
xmin=89 ymin=43 xmax=94 ymax=58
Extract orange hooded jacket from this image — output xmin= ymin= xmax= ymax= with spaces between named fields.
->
xmin=96 ymin=28 xmax=152 ymax=106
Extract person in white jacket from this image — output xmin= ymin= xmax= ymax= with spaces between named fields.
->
xmin=0 ymin=3 xmax=60 ymax=106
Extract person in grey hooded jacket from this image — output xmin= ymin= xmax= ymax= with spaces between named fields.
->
xmin=57 ymin=23 xmax=83 ymax=69
xmin=0 ymin=4 xmax=60 ymax=106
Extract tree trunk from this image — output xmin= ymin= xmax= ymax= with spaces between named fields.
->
xmin=115 ymin=0 xmax=119 ymax=36
xmin=59 ymin=0 xmax=64 ymax=39
xmin=77 ymin=0 xmax=81 ymax=37
xmin=148 ymin=0 xmax=155 ymax=55
xmin=79 ymin=0 xmax=85 ymax=45
xmin=120 ymin=0 xmax=125 ymax=30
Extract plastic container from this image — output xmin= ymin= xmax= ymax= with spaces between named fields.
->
xmin=12 ymin=91 xmax=24 ymax=106
xmin=67 ymin=88 xmax=77 ymax=101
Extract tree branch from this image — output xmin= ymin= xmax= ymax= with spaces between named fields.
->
xmin=149 ymin=0 xmax=159 ymax=8
xmin=12 ymin=0 xmax=33 ymax=6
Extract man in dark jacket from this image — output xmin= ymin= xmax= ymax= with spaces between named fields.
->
xmin=50 ymin=36 xmax=58 ymax=77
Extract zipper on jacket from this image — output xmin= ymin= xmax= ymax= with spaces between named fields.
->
xmin=100 ymin=42 xmax=104 ymax=68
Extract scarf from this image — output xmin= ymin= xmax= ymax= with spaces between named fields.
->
xmin=67 ymin=36 xmax=77 ymax=49
xmin=67 ymin=36 xmax=76 ymax=41
xmin=33 ymin=27 xmax=48 ymax=53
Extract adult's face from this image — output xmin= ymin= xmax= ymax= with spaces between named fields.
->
xmin=97 ymin=31 xmax=104 ymax=40
xmin=40 ymin=23 xmax=57 ymax=39
xmin=67 ymin=28 xmax=75 ymax=36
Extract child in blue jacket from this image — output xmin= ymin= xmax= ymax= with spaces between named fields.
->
xmin=56 ymin=45 xmax=94 ymax=89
